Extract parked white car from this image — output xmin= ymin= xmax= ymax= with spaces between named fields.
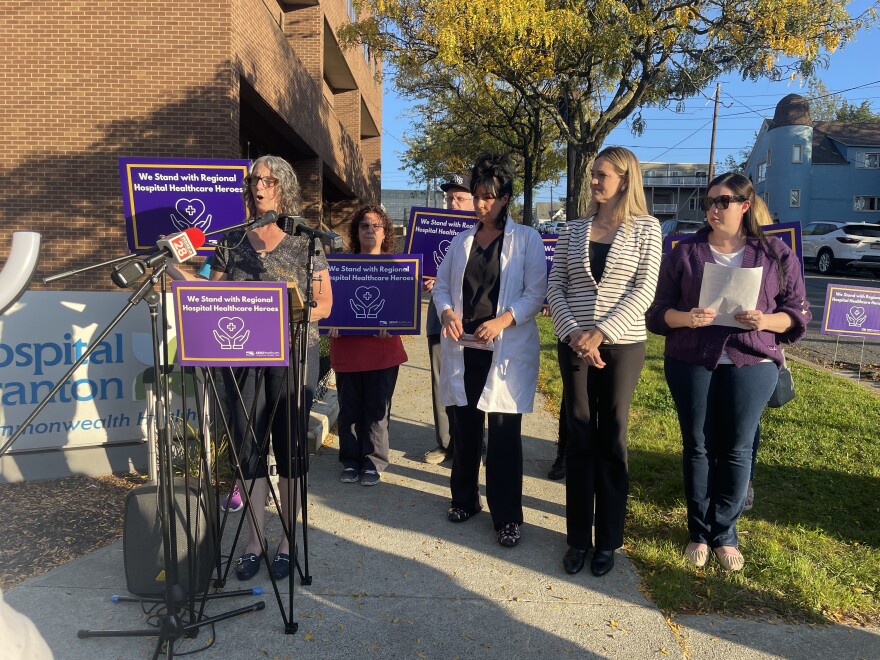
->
xmin=544 ymin=221 xmax=568 ymax=235
xmin=801 ymin=221 xmax=880 ymax=274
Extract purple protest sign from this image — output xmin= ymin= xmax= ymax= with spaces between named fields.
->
xmin=405 ymin=207 xmax=477 ymax=278
xmin=540 ymin=233 xmax=558 ymax=308
xmin=318 ymin=254 xmax=423 ymax=335
xmin=664 ymin=222 xmax=803 ymax=270
xmin=119 ymin=157 xmax=249 ymax=252
xmin=172 ymin=281 xmax=290 ymax=366
xmin=821 ymin=284 xmax=880 ymax=338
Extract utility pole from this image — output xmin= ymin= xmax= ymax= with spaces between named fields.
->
xmin=707 ymin=83 xmax=720 ymax=183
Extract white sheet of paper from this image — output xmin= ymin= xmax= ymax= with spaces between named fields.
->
xmin=698 ymin=262 xmax=763 ymax=328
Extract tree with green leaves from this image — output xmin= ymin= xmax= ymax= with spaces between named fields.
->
xmin=346 ymin=0 xmax=876 ymax=215
xmin=808 ymin=75 xmax=880 ymax=122
xmin=377 ymin=56 xmax=565 ymax=224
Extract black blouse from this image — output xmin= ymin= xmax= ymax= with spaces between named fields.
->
xmin=588 ymin=240 xmax=612 ymax=282
xmin=461 ymin=233 xmax=503 ymax=335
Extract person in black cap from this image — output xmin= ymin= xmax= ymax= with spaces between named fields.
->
xmin=423 ymin=174 xmax=474 ymax=464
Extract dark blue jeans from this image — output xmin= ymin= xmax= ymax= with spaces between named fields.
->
xmin=664 ymin=357 xmax=777 ymax=548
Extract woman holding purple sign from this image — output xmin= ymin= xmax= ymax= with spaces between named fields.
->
xmin=172 ymin=155 xmax=333 ymax=582
xmin=646 ymin=172 xmax=809 ymax=572
xmin=433 ymin=152 xmax=547 ymax=548
xmin=328 ymin=205 xmax=407 ymax=487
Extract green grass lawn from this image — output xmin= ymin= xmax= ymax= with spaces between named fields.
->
xmin=536 ymin=316 xmax=880 ymax=623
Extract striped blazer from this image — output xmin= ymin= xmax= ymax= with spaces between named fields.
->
xmin=548 ymin=214 xmax=662 ymax=344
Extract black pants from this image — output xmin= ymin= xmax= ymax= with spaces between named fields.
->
xmin=428 ymin=334 xmax=455 ymax=453
xmin=223 ymin=366 xmax=306 ymax=480
xmin=450 ymin=348 xmax=523 ymax=529
xmin=558 ymin=341 xmax=645 ymax=551
xmin=337 ymin=366 xmax=399 ymax=473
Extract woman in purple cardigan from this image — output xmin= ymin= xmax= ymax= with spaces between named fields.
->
xmin=646 ymin=172 xmax=810 ymax=572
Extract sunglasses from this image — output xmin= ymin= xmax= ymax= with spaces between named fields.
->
xmin=701 ymin=194 xmax=747 ymax=211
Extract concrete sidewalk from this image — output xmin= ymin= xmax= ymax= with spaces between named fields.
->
xmin=6 ymin=302 xmax=879 ymax=659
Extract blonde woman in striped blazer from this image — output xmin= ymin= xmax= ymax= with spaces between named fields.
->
xmin=547 ymin=146 xmax=662 ymax=577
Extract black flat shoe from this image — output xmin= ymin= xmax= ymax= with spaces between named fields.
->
xmin=547 ymin=456 xmax=566 ymax=480
xmin=269 ymin=553 xmax=290 ymax=580
xmin=563 ymin=546 xmax=588 ymax=574
xmin=591 ymin=549 xmax=615 ymax=576
xmin=235 ymin=552 xmax=263 ymax=581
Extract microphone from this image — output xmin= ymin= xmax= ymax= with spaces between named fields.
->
xmin=111 ymin=227 xmax=206 ymax=288
xmin=248 ymin=210 xmax=279 ymax=230
xmin=143 ymin=227 xmax=206 ymax=267
xmin=280 ymin=215 xmax=344 ymax=252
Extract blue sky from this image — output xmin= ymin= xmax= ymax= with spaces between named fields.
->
xmin=379 ymin=9 xmax=880 ymax=205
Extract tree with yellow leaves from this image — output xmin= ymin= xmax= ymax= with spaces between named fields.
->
xmin=345 ymin=0 xmax=876 ymax=214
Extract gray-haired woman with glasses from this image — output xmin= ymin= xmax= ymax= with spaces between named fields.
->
xmin=171 ymin=155 xmax=333 ymax=582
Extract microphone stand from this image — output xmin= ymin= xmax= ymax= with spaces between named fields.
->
xmin=2 ymin=255 xmax=264 ymax=658
xmin=278 ymin=233 xmax=321 ymax=633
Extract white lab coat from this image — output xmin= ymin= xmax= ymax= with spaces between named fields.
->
xmin=432 ymin=219 xmax=547 ymax=414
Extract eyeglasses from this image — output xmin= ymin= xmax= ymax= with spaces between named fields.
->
xmin=358 ymin=222 xmax=385 ymax=231
xmin=445 ymin=193 xmax=473 ymax=203
xmin=245 ymin=175 xmax=279 ymax=188
xmin=701 ymin=194 xmax=747 ymax=211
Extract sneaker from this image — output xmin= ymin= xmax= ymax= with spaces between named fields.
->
xmin=340 ymin=468 xmax=360 ymax=483
xmin=361 ymin=469 xmax=381 ymax=486
xmin=221 ymin=483 xmax=243 ymax=512
xmin=423 ymin=447 xmax=449 ymax=464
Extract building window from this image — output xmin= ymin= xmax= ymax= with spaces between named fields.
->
xmin=688 ymin=198 xmax=699 ymax=210
xmin=854 ymin=196 xmax=880 ymax=211
xmin=757 ymin=162 xmax=768 ymax=182
xmin=766 ymin=148 xmax=772 ymax=165
xmin=792 ymin=144 xmax=803 ymax=163
xmin=790 ymin=189 xmax=800 ymax=207
xmin=859 ymin=152 xmax=880 ymax=168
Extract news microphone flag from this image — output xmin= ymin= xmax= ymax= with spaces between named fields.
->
xmin=155 ymin=227 xmax=206 ymax=264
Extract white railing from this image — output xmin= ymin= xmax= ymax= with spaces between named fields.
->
xmin=653 ymin=204 xmax=678 ymax=213
xmin=643 ymin=176 xmax=708 ymax=187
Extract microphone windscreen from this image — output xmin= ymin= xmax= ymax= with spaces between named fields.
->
xmin=182 ymin=226 xmax=207 ymax=250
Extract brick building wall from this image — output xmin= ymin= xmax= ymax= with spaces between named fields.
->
xmin=0 ymin=0 xmax=381 ymax=290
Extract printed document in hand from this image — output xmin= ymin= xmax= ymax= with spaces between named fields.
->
xmin=698 ymin=263 xmax=763 ymax=328
xmin=456 ymin=333 xmax=495 ymax=351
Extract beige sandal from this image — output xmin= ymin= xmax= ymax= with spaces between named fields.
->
xmin=684 ymin=542 xmax=709 ymax=567
xmin=714 ymin=546 xmax=744 ymax=572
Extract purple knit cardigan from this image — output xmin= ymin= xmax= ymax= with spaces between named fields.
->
xmin=645 ymin=232 xmax=811 ymax=368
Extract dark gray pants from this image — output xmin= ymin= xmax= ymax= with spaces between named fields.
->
xmin=337 ymin=366 xmax=400 ymax=473
xmin=428 ymin=334 xmax=455 ymax=453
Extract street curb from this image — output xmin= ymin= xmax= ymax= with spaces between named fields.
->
xmin=307 ymin=370 xmax=338 ymax=453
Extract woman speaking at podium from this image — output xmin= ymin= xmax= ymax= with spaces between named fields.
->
xmin=170 ymin=155 xmax=333 ymax=581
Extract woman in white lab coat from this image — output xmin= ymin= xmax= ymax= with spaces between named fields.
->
xmin=432 ymin=152 xmax=547 ymax=548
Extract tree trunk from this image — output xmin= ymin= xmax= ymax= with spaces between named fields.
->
xmin=521 ymin=151 xmax=535 ymax=226
xmin=570 ymin=147 xmax=597 ymax=219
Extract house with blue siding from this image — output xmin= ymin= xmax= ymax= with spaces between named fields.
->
xmin=743 ymin=94 xmax=880 ymax=225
